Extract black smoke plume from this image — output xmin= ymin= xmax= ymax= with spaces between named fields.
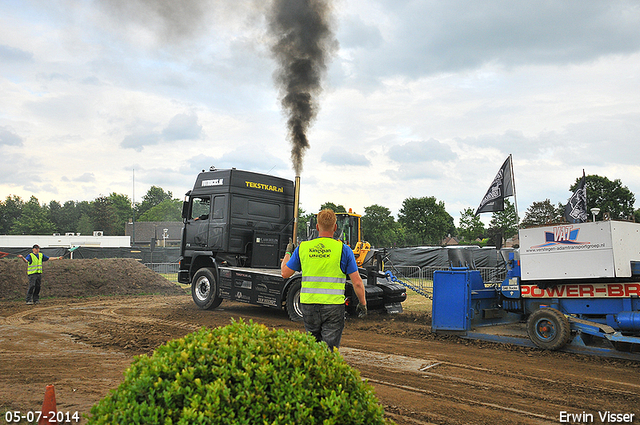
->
xmin=268 ymin=0 xmax=337 ymax=175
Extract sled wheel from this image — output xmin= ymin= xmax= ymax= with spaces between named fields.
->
xmin=527 ymin=308 xmax=571 ymax=350
xmin=191 ymin=268 xmax=222 ymax=310
xmin=285 ymin=279 xmax=303 ymax=322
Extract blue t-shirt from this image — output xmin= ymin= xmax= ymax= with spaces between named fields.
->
xmin=286 ymin=238 xmax=359 ymax=275
xmin=26 ymin=253 xmax=50 ymax=263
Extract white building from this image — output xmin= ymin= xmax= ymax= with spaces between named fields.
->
xmin=0 ymin=232 xmax=130 ymax=248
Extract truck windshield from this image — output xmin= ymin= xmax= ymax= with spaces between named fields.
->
xmin=190 ymin=197 xmax=211 ymax=221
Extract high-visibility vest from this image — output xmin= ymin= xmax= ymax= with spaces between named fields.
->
xmin=299 ymin=237 xmax=346 ymax=304
xmin=27 ymin=253 xmax=43 ymax=275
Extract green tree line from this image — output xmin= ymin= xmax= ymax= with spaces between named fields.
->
xmin=0 ymin=186 xmax=181 ymax=236
xmin=3 ymin=174 xmax=638 ymax=247
xmin=315 ymin=174 xmax=639 ymax=248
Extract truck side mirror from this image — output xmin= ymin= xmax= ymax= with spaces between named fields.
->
xmin=182 ymin=192 xmax=191 ymax=220
xmin=181 ymin=200 xmax=190 ymax=220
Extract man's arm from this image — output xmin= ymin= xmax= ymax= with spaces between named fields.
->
xmin=349 ymin=271 xmax=366 ymax=307
xmin=281 ymin=241 xmax=299 ymax=279
xmin=42 ymin=254 xmax=63 ymax=261
xmin=341 ymin=246 xmax=364 ymax=306
xmin=342 ymin=245 xmax=366 ymax=312
xmin=281 ymin=253 xmax=295 ymax=278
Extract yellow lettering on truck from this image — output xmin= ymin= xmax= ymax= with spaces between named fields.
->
xmin=245 ymin=181 xmax=284 ymax=193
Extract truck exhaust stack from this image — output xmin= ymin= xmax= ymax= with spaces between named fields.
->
xmin=292 ymin=175 xmax=301 ymax=244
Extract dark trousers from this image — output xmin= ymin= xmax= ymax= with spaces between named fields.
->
xmin=26 ymin=273 xmax=42 ymax=303
xmin=300 ymin=303 xmax=345 ymax=351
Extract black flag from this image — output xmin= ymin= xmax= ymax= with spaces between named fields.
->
xmin=564 ymin=171 xmax=588 ymax=223
xmin=475 ymin=155 xmax=514 ymax=215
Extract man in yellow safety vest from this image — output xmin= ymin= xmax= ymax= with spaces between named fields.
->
xmin=281 ymin=209 xmax=367 ymax=350
xmin=18 ymin=244 xmax=63 ymax=305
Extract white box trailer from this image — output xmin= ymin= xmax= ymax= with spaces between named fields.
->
xmin=519 ymin=220 xmax=640 ymax=281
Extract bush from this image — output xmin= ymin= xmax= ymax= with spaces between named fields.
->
xmin=88 ymin=319 xmax=393 ymax=425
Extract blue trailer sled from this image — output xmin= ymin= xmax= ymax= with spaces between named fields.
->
xmin=432 ymin=220 xmax=640 ymax=361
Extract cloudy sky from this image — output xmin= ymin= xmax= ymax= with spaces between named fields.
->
xmin=2 ymin=0 xmax=640 ymax=225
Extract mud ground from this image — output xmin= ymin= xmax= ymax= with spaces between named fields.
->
xmin=0 ymin=258 xmax=639 ymax=424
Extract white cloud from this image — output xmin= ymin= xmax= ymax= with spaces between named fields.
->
xmin=321 ymin=147 xmax=371 ymax=166
xmin=161 ymin=113 xmax=203 ymax=142
xmin=387 ymin=139 xmax=456 ymax=165
xmin=0 ymin=44 xmax=34 ymax=62
xmin=0 ymin=127 xmax=24 ymax=146
xmin=64 ymin=173 xmax=96 ymax=183
xmin=120 ymin=113 xmax=204 ymax=151
xmin=341 ymin=1 xmax=640 ymax=82
xmin=0 ymin=0 xmax=639 ymax=228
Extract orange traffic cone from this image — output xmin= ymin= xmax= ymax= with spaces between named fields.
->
xmin=38 ymin=385 xmax=57 ymax=425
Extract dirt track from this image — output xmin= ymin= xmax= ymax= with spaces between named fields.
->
xmin=1 ymin=292 xmax=639 ymax=425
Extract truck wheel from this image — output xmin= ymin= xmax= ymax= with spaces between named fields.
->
xmin=285 ymin=280 xmax=304 ymax=322
xmin=527 ymin=308 xmax=571 ymax=350
xmin=192 ymin=268 xmax=222 ymax=310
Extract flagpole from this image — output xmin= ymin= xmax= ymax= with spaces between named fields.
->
xmin=509 ymin=154 xmax=520 ymax=229
xmin=582 ymin=168 xmax=586 ymax=208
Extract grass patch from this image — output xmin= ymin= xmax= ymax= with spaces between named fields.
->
xmin=400 ymin=290 xmax=432 ymax=314
xmin=159 ymin=272 xmax=178 ymax=282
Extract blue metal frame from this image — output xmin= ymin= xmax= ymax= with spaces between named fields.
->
xmin=432 ymin=261 xmax=640 ymax=360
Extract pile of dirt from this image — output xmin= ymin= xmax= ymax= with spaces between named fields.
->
xmin=0 ymin=258 xmax=185 ymax=301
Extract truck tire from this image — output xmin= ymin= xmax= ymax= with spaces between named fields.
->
xmin=191 ymin=268 xmax=223 ymax=310
xmin=285 ymin=279 xmax=304 ymax=322
xmin=527 ymin=308 xmax=571 ymax=350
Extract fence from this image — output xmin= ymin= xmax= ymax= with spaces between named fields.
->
xmin=145 ymin=262 xmax=180 ymax=283
xmin=143 ymin=262 xmax=507 ymax=297
xmin=383 ymin=264 xmax=507 ymax=298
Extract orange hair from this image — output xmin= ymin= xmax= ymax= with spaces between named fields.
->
xmin=317 ymin=209 xmax=337 ymax=232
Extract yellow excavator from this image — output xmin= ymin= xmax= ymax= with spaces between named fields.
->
xmin=307 ymin=209 xmax=373 ymax=267
xmin=306 ymin=208 xmax=405 ymax=316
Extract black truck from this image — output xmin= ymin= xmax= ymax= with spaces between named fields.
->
xmin=178 ymin=167 xmax=406 ymax=321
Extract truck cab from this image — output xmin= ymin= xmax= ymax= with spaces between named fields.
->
xmin=179 ymin=167 xmax=406 ymax=321
xmin=179 ymin=167 xmax=294 ymax=278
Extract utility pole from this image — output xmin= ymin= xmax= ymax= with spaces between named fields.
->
xmin=132 ymin=169 xmax=136 ymax=247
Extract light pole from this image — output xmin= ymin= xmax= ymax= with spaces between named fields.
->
xmin=132 ymin=169 xmax=136 ymax=247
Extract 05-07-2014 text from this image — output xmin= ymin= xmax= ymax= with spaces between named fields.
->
xmin=4 ymin=410 xmax=80 ymax=423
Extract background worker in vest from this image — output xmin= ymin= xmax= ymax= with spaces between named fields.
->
xmin=281 ymin=209 xmax=367 ymax=351
xmin=18 ymin=244 xmax=63 ymax=305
